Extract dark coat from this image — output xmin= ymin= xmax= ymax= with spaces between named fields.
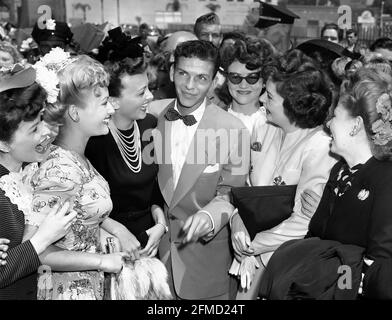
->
xmin=260 ymin=237 xmax=364 ymax=300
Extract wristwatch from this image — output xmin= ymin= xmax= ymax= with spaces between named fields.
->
xmin=157 ymin=222 xmax=168 ymax=233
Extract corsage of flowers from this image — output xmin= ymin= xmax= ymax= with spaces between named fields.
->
xmin=372 ymin=93 xmax=392 ymax=146
xmin=33 ymin=47 xmax=75 ymax=104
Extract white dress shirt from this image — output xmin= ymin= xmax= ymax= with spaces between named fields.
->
xmin=170 ymin=98 xmax=215 ymax=233
xmin=171 ymin=99 xmax=206 ymax=189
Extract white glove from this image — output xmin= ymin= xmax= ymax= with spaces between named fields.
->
xmin=238 ymin=256 xmax=260 ymax=290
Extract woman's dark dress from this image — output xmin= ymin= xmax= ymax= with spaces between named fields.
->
xmin=86 ymin=114 xmax=163 ymax=247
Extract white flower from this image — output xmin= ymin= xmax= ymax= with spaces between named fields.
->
xmin=40 ymin=47 xmax=71 ymax=72
xmin=357 ymin=189 xmax=369 ymax=201
xmin=33 ymin=48 xmax=74 ymax=104
xmin=33 ymin=62 xmax=59 ymax=104
xmin=46 ymin=19 xmax=56 ymax=31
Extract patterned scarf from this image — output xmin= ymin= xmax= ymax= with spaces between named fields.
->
xmin=333 ymin=163 xmax=363 ymax=197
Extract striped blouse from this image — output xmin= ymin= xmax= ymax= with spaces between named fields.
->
xmin=0 ymin=164 xmax=41 ymax=300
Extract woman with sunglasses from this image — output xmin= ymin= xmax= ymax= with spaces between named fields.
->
xmin=230 ymin=50 xmax=337 ymax=299
xmin=219 ymin=37 xmax=276 ymax=135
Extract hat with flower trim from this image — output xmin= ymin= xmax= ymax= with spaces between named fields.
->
xmin=0 ymin=64 xmax=36 ymax=93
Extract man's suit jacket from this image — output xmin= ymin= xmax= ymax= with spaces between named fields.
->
xmin=154 ymin=100 xmax=250 ymax=299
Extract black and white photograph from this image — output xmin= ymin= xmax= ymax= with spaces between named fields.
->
xmin=0 ymin=0 xmax=391 ymax=309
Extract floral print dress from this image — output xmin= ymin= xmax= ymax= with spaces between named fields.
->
xmin=29 ymin=145 xmax=113 ymax=300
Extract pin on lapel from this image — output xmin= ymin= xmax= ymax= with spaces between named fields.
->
xmin=357 ymin=189 xmax=369 ymax=201
xmin=251 ymin=142 xmax=262 ymax=152
xmin=273 ymin=176 xmax=286 ymax=186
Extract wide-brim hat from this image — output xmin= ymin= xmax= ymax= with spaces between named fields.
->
xmin=297 ymin=39 xmax=360 ymax=60
xmin=255 ymin=2 xmax=299 ymax=29
xmin=0 ymin=64 xmax=36 ymax=93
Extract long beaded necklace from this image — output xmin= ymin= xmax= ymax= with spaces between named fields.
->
xmin=109 ymin=120 xmax=142 ymax=173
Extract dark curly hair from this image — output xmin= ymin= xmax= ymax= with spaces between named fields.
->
xmin=221 ymin=31 xmax=246 ymax=45
xmin=215 ymin=37 xmax=277 ymax=107
xmin=262 ymin=49 xmax=333 ymax=129
xmin=220 ymin=36 xmax=277 ymax=71
xmin=105 ymin=57 xmax=147 ymax=98
xmin=0 ymin=83 xmax=46 ymax=143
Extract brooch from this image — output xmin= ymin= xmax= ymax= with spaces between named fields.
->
xmin=357 ymin=189 xmax=369 ymax=201
xmin=273 ymin=176 xmax=286 ymax=186
xmin=251 ymin=142 xmax=262 ymax=152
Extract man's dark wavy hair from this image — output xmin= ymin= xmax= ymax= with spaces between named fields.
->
xmin=173 ymin=40 xmax=220 ymax=77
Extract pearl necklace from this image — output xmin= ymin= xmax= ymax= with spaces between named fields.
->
xmin=109 ymin=120 xmax=142 ymax=173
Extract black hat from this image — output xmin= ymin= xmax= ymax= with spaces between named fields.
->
xmin=255 ymin=2 xmax=299 ymax=29
xmin=97 ymin=27 xmax=144 ymax=63
xmin=31 ymin=21 xmax=73 ymax=45
xmin=114 ymin=37 xmax=144 ymax=60
xmin=297 ymin=39 xmax=360 ymax=60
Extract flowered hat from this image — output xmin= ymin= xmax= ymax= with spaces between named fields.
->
xmin=33 ymin=47 xmax=76 ymax=104
xmin=0 ymin=64 xmax=36 ymax=93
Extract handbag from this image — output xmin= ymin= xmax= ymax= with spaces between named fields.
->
xmin=230 ymin=185 xmax=297 ymax=239
xmin=101 ymin=228 xmax=120 ymax=300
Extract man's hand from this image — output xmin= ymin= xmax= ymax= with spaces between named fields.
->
xmin=182 ymin=211 xmax=213 ymax=243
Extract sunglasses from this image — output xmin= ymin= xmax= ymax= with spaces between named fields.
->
xmin=227 ymin=72 xmax=261 ymax=85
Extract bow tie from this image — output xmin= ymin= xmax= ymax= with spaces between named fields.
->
xmin=164 ymin=107 xmax=197 ymax=126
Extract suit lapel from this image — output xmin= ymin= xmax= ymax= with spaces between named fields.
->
xmin=170 ymin=104 xmax=217 ymax=209
xmin=157 ymin=100 xmax=175 ymax=206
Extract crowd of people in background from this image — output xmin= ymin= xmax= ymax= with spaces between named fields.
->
xmin=1 ymin=6 xmax=392 ymax=301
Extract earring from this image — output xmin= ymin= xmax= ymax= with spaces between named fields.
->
xmin=71 ymin=113 xmax=80 ymax=123
xmin=349 ymin=128 xmax=356 ymax=136
xmin=0 ymin=141 xmax=10 ymax=153
xmin=68 ymin=108 xmax=80 ymax=123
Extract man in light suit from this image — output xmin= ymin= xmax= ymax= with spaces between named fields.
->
xmin=153 ymin=40 xmax=250 ymax=300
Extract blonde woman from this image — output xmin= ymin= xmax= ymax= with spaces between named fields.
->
xmin=29 ymin=55 xmax=138 ymax=300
